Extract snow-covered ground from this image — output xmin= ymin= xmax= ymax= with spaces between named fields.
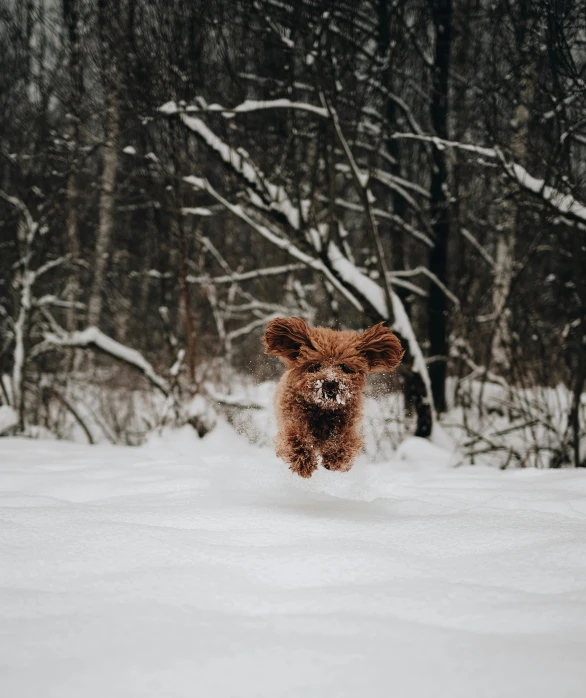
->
xmin=1 ymin=425 xmax=586 ymax=697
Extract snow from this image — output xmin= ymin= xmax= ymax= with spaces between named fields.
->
xmin=394 ymin=133 xmax=586 ymax=224
xmin=184 ymin=174 xmax=364 ymax=313
xmin=207 ymin=98 xmax=328 ymax=118
xmin=0 ymin=405 xmax=18 ymax=434
xmin=327 ymin=241 xmax=387 ymax=317
xmin=509 ymin=162 xmax=586 ymax=223
xmin=1 ymin=428 xmax=586 ymax=697
xmin=180 ymin=115 xmax=261 ymax=187
xmin=162 ymin=97 xmax=328 ymax=119
xmin=390 ymin=290 xmax=435 ymax=414
xmin=180 ymin=206 xmax=212 ymax=216
xmin=326 ymin=242 xmax=435 ymax=426
xmin=42 ymin=327 xmax=170 ymax=397
xmin=186 ymin=263 xmax=304 ymax=285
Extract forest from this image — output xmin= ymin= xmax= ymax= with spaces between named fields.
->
xmin=1 ymin=0 xmax=585 ymax=467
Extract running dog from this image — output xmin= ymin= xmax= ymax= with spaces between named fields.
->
xmin=263 ymin=317 xmax=403 ymax=478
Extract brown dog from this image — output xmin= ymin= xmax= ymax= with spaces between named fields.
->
xmin=263 ymin=317 xmax=404 ymax=478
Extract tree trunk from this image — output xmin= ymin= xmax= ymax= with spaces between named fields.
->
xmin=569 ymin=227 xmax=586 ymax=467
xmin=12 ymin=283 xmax=30 ymax=430
xmin=491 ymin=3 xmax=538 ymax=374
xmin=63 ymin=0 xmax=83 ymax=332
xmin=177 ymin=215 xmax=197 ymax=385
xmin=378 ymin=0 xmax=429 ymax=431
xmin=427 ymin=0 xmax=453 ymax=414
xmin=65 ymin=171 xmax=81 ymax=331
xmin=87 ymin=0 xmax=124 ymax=328
xmin=87 ymin=96 xmax=119 ymax=327
xmin=378 ymin=0 xmax=408 ymax=304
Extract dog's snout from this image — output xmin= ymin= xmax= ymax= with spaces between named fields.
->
xmin=323 ymin=380 xmax=338 ymax=398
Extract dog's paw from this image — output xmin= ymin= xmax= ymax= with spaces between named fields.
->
xmin=290 ymin=462 xmax=317 ymax=478
xmin=322 ymin=457 xmax=353 ymax=473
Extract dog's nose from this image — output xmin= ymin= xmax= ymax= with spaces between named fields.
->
xmin=323 ymin=380 xmax=337 ymax=398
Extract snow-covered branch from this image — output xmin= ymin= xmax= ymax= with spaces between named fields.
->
xmin=387 ymin=276 xmax=428 ymax=298
xmin=226 ymin=313 xmax=282 ymax=343
xmin=41 ymin=328 xmax=170 ymax=396
xmin=204 ymin=384 xmax=265 ymax=411
xmin=388 ymin=267 xmax=461 ymax=307
xmin=161 ymin=98 xmax=328 ymax=119
xmin=184 ymin=175 xmax=364 ymax=312
xmin=392 ymin=133 xmax=586 ymax=225
xmin=320 ymin=195 xmax=433 ymax=247
xmin=34 ymin=256 xmax=71 ymax=281
xmin=460 ymin=228 xmax=495 ymax=267
xmin=181 ymin=207 xmax=213 ymax=216
xmin=390 ymin=133 xmax=496 ymax=159
xmin=320 ymin=92 xmax=395 ymax=322
xmin=0 ymin=190 xmax=38 ymax=244
xmin=186 ymin=263 xmax=304 ymax=285
xmin=35 ymin=295 xmax=86 ymax=310
xmin=502 ymin=160 xmax=586 ymax=225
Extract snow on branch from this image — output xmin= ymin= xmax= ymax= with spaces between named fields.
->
xmin=320 ymin=92 xmax=394 ymax=320
xmin=389 ymin=267 xmax=460 ymax=307
xmin=34 ymin=255 xmax=70 ymax=281
xmin=460 ymin=228 xmax=495 ymax=267
xmin=42 ymin=327 xmax=170 ymax=396
xmin=226 ymin=313 xmax=282 ymax=343
xmin=391 ymin=133 xmax=496 ymax=158
xmin=181 ymin=207 xmax=213 ymax=216
xmin=371 ymin=168 xmax=430 ymax=199
xmin=177 ymin=116 xmax=262 ymax=192
xmin=387 ymin=276 xmax=428 ymax=298
xmin=171 ymin=93 xmax=436 ymax=434
xmin=204 ymin=384 xmax=265 ymax=411
xmin=0 ymin=190 xmax=37 ymax=244
xmin=504 ymin=160 xmax=586 ymax=224
xmin=319 ymin=195 xmax=433 ymax=247
xmin=35 ymin=295 xmax=86 ymax=310
xmin=183 ymin=175 xmax=364 ymax=312
xmin=186 ymin=263 xmax=304 ymax=285
xmin=393 ymin=134 xmax=586 ymax=225
xmin=326 ymin=242 xmax=387 ymax=317
xmin=161 ymin=98 xmax=328 ymax=119
xmin=325 ymin=237 xmax=434 ymax=410
xmin=167 ymin=98 xmax=432 ymax=251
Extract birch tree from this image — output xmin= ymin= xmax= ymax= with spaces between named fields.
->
xmin=491 ymin=1 xmax=540 ymax=375
xmin=87 ymin=0 xmax=127 ymax=327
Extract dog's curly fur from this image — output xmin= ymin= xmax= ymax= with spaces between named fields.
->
xmin=263 ymin=317 xmax=404 ymax=478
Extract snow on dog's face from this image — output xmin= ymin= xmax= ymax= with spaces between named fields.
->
xmin=263 ymin=318 xmax=404 ymax=411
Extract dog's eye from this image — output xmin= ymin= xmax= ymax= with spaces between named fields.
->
xmin=339 ymin=364 xmax=354 ymax=374
xmin=307 ymin=363 xmax=321 ymax=373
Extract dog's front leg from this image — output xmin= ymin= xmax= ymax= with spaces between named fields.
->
xmin=277 ymin=430 xmax=318 ymax=478
xmin=320 ymin=431 xmax=363 ymax=473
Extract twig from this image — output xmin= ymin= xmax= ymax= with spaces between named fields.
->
xmin=48 ymin=387 xmax=94 ymax=444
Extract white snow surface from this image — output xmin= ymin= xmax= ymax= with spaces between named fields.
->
xmin=0 ymin=405 xmax=18 ymax=434
xmin=1 ymin=426 xmax=586 ymax=697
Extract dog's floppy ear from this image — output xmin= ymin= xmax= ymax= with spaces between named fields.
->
xmin=358 ymin=322 xmax=404 ymax=372
xmin=263 ymin=317 xmax=313 ymax=362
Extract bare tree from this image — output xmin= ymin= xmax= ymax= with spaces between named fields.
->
xmin=427 ymin=0 xmax=453 ymax=413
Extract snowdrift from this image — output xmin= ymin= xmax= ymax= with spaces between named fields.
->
xmin=1 ymin=426 xmax=586 ymax=697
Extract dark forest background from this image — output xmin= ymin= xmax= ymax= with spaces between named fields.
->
xmin=1 ymin=0 xmax=585 ymax=466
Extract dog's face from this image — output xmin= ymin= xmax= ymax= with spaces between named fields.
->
xmin=263 ymin=318 xmax=404 ymax=411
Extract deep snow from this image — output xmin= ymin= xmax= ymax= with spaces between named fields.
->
xmin=1 ymin=426 xmax=586 ymax=697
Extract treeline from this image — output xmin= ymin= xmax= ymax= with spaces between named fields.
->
xmin=0 ymin=0 xmax=585 ymax=463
